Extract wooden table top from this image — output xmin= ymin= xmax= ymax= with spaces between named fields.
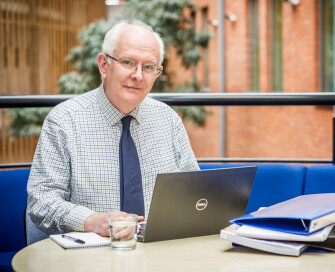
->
xmin=12 ymin=235 xmax=335 ymax=272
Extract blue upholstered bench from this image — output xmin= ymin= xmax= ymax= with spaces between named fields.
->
xmin=1 ymin=164 xmax=335 ymax=271
xmin=304 ymin=165 xmax=335 ymax=194
xmin=0 ymin=169 xmax=30 ymax=271
xmin=199 ymin=163 xmax=306 ymax=213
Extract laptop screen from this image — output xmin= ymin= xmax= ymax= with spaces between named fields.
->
xmin=141 ymin=166 xmax=257 ymax=242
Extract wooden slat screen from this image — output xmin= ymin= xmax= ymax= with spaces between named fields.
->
xmin=0 ymin=0 xmax=105 ymax=164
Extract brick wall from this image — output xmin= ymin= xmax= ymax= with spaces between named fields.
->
xmin=166 ymin=0 xmax=222 ymax=158
xmin=225 ymin=0 xmax=332 ymax=159
xmin=172 ymin=0 xmax=333 ymax=160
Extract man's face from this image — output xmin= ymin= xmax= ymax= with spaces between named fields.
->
xmin=102 ymin=26 xmax=161 ymax=114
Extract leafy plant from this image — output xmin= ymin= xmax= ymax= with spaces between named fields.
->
xmin=9 ymin=108 xmax=52 ymax=137
xmin=173 ymin=81 xmax=210 ymax=127
xmin=9 ymin=0 xmax=212 ymax=137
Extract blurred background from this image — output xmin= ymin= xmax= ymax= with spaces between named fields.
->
xmin=0 ymin=0 xmax=333 ymax=165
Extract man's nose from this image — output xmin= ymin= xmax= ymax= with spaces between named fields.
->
xmin=131 ymin=65 xmax=144 ymax=81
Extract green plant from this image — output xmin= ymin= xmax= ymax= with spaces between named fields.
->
xmin=9 ymin=0 xmax=212 ymax=137
xmin=9 ymin=108 xmax=52 ymax=137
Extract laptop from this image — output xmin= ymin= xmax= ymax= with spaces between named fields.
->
xmin=137 ymin=166 xmax=257 ymax=243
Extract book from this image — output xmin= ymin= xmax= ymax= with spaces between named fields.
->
xmin=304 ymin=225 xmax=335 ymax=252
xmin=50 ymin=232 xmax=110 ymax=249
xmin=235 ymin=223 xmax=335 ymax=242
xmin=230 ymin=193 xmax=335 ymax=235
xmin=220 ymin=224 xmax=308 ymax=256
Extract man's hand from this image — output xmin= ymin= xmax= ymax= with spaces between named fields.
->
xmin=84 ymin=211 xmax=144 ymax=237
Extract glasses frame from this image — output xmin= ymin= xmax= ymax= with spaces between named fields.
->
xmin=105 ymin=54 xmax=162 ymax=75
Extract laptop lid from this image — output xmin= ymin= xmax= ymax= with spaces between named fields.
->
xmin=140 ymin=166 xmax=257 ymax=242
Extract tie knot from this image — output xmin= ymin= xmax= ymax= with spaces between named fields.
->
xmin=121 ymin=115 xmax=132 ymax=131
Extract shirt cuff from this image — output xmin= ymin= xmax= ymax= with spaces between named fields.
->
xmin=63 ymin=205 xmax=97 ymax=232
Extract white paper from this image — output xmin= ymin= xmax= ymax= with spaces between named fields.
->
xmin=235 ymin=223 xmax=334 ymax=242
xmin=221 ymin=224 xmax=308 ymax=256
xmin=50 ymin=232 xmax=110 ymax=249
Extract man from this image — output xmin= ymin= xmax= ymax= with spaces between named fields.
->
xmin=27 ymin=20 xmax=199 ymax=237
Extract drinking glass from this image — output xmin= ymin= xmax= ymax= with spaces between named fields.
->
xmin=109 ymin=214 xmax=138 ymax=250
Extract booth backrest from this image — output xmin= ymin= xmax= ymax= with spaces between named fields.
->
xmin=0 ymin=169 xmax=30 ymax=252
xmin=304 ymin=165 xmax=335 ymax=194
xmin=199 ymin=163 xmax=306 ymax=213
xmin=199 ymin=163 xmax=335 ymax=212
xmin=1 ymin=163 xmax=335 ymax=263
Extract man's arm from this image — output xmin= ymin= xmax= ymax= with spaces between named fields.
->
xmin=174 ymin=116 xmax=200 ymax=171
xmin=85 ymin=212 xmax=145 ymax=237
xmin=27 ymin=110 xmax=95 ymax=235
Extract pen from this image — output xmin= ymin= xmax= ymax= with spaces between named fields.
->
xmin=61 ymin=234 xmax=85 ymax=244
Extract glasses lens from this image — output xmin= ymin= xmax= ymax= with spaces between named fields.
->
xmin=118 ymin=58 xmax=160 ymax=75
xmin=119 ymin=58 xmax=137 ymax=69
xmin=142 ymin=64 xmax=155 ymax=73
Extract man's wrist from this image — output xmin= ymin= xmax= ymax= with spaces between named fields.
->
xmin=63 ymin=206 xmax=96 ymax=232
xmin=84 ymin=213 xmax=98 ymax=232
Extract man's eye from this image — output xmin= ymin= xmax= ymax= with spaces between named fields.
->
xmin=143 ymin=65 xmax=154 ymax=72
xmin=121 ymin=60 xmax=135 ymax=67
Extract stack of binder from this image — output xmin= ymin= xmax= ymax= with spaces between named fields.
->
xmin=220 ymin=193 xmax=335 ymax=256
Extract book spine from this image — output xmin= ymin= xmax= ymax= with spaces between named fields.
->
xmin=310 ymin=213 xmax=335 ymax=233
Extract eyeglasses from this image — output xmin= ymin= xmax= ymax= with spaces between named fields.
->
xmin=105 ymin=54 xmax=162 ymax=75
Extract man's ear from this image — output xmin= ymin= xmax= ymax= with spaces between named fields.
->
xmin=97 ymin=53 xmax=108 ymax=80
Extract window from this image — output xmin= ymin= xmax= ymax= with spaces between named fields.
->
xmin=271 ymin=0 xmax=283 ymax=92
xmin=202 ymin=7 xmax=210 ymax=91
xmin=321 ymin=0 xmax=334 ymax=92
xmin=190 ymin=10 xmax=197 ymax=84
xmin=249 ymin=0 xmax=260 ymax=92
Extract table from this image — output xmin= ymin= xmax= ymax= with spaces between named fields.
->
xmin=12 ymin=235 xmax=335 ymax=272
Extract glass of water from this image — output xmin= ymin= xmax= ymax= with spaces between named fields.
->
xmin=109 ymin=213 xmax=138 ymax=250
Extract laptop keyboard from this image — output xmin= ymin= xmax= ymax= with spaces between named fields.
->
xmin=138 ymin=223 xmax=146 ymax=235
xmin=137 ymin=223 xmax=146 ymax=242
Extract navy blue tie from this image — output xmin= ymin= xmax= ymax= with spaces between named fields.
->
xmin=119 ymin=115 xmax=145 ymax=216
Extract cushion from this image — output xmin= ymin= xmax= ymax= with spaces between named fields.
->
xmin=0 ymin=169 xmax=30 ymax=252
xmin=304 ymin=165 xmax=335 ymax=194
xmin=199 ymin=163 xmax=306 ymax=214
xmin=0 ymin=251 xmax=17 ymax=271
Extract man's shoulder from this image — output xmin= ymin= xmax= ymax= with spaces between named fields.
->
xmin=139 ymin=96 xmax=181 ymax=125
xmin=50 ymin=88 xmax=99 ymax=117
xmin=142 ymin=96 xmax=176 ymax=113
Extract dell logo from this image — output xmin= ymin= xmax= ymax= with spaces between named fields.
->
xmin=196 ymin=199 xmax=208 ymax=211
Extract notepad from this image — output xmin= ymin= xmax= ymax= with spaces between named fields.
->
xmin=50 ymin=232 xmax=110 ymax=249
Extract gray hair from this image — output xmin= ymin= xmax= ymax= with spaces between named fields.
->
xmin=102 ymin=20 xmax=165 ymax=66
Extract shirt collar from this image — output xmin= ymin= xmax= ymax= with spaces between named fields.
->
xmin=97 ymin=84 xmax=142 ymax=126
